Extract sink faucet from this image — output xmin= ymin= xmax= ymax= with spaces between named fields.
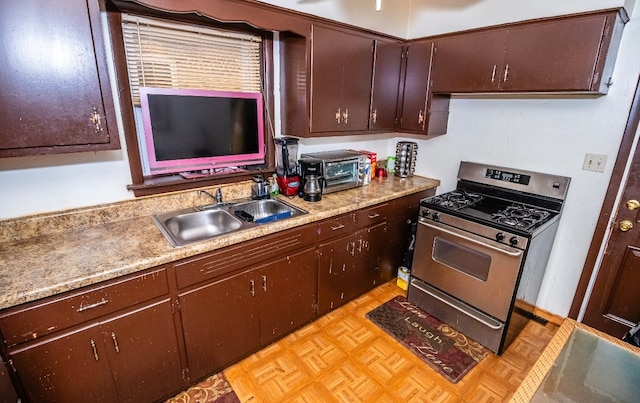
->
xmin=197 ymin=188 xmax=223 ymax=204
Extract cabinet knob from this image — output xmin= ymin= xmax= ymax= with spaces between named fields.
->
xmin=620 ymin=220 xmax=634 ymax=232
xmin=418 ymin=110 xmax=425 ymax=125
xmin=335 ymin=108 xmax=341 ymax=124
xmin=626 ymin=200 xmax=640 ymax=210
xmin=371 ymin=109 xmax=377 ymax=123
xmin=90 ymin=339 xmax=99 ymax=361
xmin=342 ymin=108 xmax=349 ymax=124
xmin=90 ymin=107 xmax=103 ymax=133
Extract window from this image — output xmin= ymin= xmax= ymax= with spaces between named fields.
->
xmin=121 ymin=14 xmax=263 ymax=105
xmin=115 ymin=13 xmax=274 ymax=195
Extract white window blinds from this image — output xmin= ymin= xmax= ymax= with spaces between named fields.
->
xmin=121 ymin=14 xmax=263 ymax=105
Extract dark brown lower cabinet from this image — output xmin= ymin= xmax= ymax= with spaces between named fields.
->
xmin=383 ymin=190 xmax=434 ymax=277
xmin=9 ymin=299 xmax=183 ymax=403
xmin=318 ymin=221 xmax=389 ymax=316
xmin=0 ymin=362 xmax=18 ymax=403
xmin=318 ymin=231 xmax=360 ymax=315
xmin=179 ymin=269 xmax=261 ymax=382
xmin=357 ymin=221 xmax=387 ymax=294
xmin=257 ymin=248 xmax=317 ymax=346
xmin=178 ymin=247 xmax=317 ymax=381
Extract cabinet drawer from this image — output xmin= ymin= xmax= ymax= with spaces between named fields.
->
xmin=355 ymin=203 xmax=388 ymax=228
xmin=175 ymin=223 xmax=317 ymax=289
xmin=0 ymin=267 xmax=168 ymax=347
xmin=317 ymin=213 xmax=356 ymax=242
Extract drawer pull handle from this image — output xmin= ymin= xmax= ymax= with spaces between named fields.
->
xmin=331 ymin=224 xmax=345 ymax=231
xmin=90 ymin=339 xmax=99 ymax=361
xmin=367 ymin=213 xmax=380 ymax=219
xmin=111 ymin=332 xmax=120 ymax=353
xmin=77 ymin=298 xmax=109 ymax=313
xmin=250 ymin=279 xmax=255 ymax=297
xmin=262 ymin=275 xmax=267 ymax=292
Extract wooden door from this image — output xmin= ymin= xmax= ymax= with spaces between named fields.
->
xmin=398 ymin=41 xmax=433 ymax=132
xmin=0 ymin=0 xmax=117 ymax=155
xmin=502 ymin=13 xmax=609 ymax=92
xmin=430 ymin=30 xmax=507 ymax=93
xmin=178 ymin=269 xmax=260 ymax=381
xmin=103 ymin=299 xmax=184 ymax=403
xmin=370 ymin=41 xmax=403 ymax=131
xmin=10 ymin=323 xmax=118 ymax=403
xmin=310 ymin=25 xmax=373 ymax=133
xmin=317 ymin=233 xmax=359 ymax=315
xmin=257 ymin=247 xmax=317 ymax=345
xmin=352 ymin=222 xmax=387 ymax=297
xmin=340 ymin=31 xmax=375 ymax=132
xmin=573 ymin=78 xmax=640 ymax=337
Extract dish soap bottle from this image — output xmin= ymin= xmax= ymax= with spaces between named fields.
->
xmin=270 ymin=173 xmax=279 ymax=198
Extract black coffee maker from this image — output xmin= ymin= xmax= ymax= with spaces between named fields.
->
xmin=299 ymin=159 xmax=324 ymax=202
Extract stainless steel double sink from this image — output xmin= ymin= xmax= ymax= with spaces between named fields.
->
xmin=152 ymin=198 xmax=307 ymax=247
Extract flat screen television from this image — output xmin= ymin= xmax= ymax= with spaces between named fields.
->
xmin=139 ymin=87 xmax=266 ymax=176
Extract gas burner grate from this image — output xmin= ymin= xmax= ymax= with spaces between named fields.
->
xmin=427 ymin=191 xmax=484 ymax=210
xmin=491 ymin=204 xmax=551 ymax=230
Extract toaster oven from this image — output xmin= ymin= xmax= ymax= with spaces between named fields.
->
xmin=300 ymin=150 xmax=366 ymax=194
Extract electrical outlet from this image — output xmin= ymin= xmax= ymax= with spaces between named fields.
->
xmin=582 ymin=153 xmax=608 ymax=173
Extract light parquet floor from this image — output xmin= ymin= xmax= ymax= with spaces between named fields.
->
xmin=222 ymin=281 xmax=560 ymax=402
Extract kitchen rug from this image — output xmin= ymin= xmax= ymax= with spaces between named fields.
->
xmin=366 ymin=295 xmax=490 ymax=383
xmin=166 ymin=372 xmax=239 ymax=403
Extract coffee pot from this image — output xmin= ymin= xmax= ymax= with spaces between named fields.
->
xmin=299 ymin=159 xmax=324 ymax=202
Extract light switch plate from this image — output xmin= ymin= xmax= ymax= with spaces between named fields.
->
xmin=582 ymin=153 xmax=608 ymax=173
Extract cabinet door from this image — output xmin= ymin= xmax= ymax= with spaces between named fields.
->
xmin=317 ymin=232 xmax=359 ymax=315
xmin=310 ymin=25 xmax=374 ymax=133
xmin=102 ymin=299 xmax=184 ymax=403
xmin=257 ymin=247 xmax=317 ymax=345
xmin=178 ymin=269 xmax=260 ymax=381
xmin=501 ymin=13 xmax=610 ymax=92
xmin=398 ymin=41 xmax=433 ymax=132
xmin=0 ymin=362 xmax=18 ymax=403
xmin=383 ymin=190 xmax=434 ymax=278
xmin=11 ymin=323 xmax=119 ymax=403
xmin=0 ymin=0 xmax=117 ymax=156
xmin=370 ymin=41 xmax=403 ymax=130
xmin=430 ymin=29 xmax=508 ymax=93
xmin=351 ymin=223 xmax=387 ymax=298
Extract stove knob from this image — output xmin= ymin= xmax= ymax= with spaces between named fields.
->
xmin=509 ymin=236 xmax=519 ymax=246
xmin=496 ymin=232 xmax=505 ymax=242
xmin=432 ymin=212 xmax=441 ymax=221
xmin=421 ymin=209 xmax=430 ymax=218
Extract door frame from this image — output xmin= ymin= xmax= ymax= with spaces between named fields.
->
xmin=569 ymin=75 xmax=640 ymax=321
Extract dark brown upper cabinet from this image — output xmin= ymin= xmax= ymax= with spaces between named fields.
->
xmin=430 ymin=9 xmax=627 ymax=94
xmin=0 ymin=0 xmax=119 ymax=157
xmin=281 ymin=24 xmax=375 ymax=137
xmin=397 ymin=41 xmax=450 ymax=137
xmin=369 ymin=40 xmax=403 ymax=131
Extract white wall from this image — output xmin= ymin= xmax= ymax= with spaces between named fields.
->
xmin=402 ymin=0 xmax=640 ymax=317
xmin=1 ymin=0 xmax=639 ymax=320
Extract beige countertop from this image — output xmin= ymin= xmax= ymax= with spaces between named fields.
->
xmin=0 ymin=176 xmax=439 ymax=310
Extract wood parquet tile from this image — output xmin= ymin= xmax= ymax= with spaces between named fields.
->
xmin=224 ymin=281 xmax=560 ymax=402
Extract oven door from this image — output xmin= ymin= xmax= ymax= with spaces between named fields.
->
xmin=322 ymin=159 xmax=362 ymax=193
xmin=411 ymin=219 xmax=525 ymax=321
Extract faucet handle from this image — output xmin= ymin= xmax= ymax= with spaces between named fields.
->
xmin=215 ymin=188 xmax=223 ymax=203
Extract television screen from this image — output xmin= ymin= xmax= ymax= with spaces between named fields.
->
xmin=139 ymin=87 xmax=265 ymax=175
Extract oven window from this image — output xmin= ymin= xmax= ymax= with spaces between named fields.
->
xmin=324 ymin=162 xmax=357 ymax=186
xmin=432 ymin=236 xmax=491 ymax=281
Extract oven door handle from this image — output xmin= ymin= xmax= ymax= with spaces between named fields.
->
xmin=411 ymin=280 xmax=504 ymax=330
xmin=420 ymin=220 xmax=523 ymax=257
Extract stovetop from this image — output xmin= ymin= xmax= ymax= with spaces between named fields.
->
xmin=420 ymin=189 xmax=559 ymax=235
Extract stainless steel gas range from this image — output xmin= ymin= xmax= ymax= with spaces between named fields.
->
xmin=408 ymin=161 xmax=570 ymax=354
